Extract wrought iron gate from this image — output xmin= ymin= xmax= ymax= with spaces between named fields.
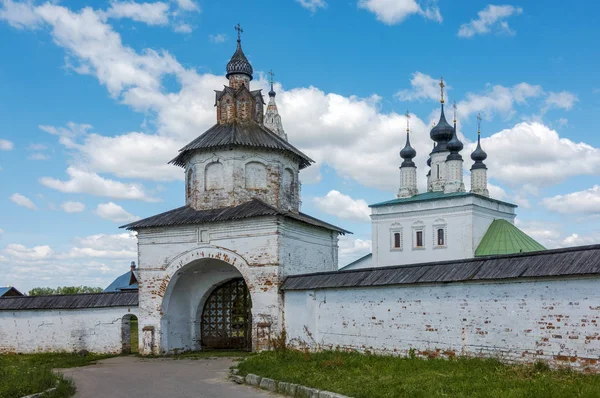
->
xmin=201 ymin=278 xmax=251 ymax=350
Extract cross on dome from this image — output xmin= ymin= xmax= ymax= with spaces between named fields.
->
xmin=235 ymin=23 xmax=243 ymax=42
xmin=439 ymin=76 xmax=445 ymax=104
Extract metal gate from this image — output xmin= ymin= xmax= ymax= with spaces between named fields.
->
xmin=200 ymin=278 xmax=251 ymax=350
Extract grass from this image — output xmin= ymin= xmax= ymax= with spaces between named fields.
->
xmin=236 ymin=350 xmax=600 ymax=398
xmin=139 ymin=350 xmax=251 ymax=360
xmin=0 ymin=353 xmax=113 ymax=398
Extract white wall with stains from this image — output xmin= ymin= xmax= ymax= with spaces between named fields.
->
xmin=284 ymin=277 xmax=600 ymax=371
xmin=0 ymin=306 xmax=138 ymax=354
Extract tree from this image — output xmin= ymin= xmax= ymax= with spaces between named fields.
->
xmin=28 ymin=286 xmax=104 ymax=296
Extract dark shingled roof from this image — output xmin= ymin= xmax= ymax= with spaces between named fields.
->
xmin=169 ymin=122 xmax=313 ymax=169
xmin=281 ymin=244 xmax=600 ymax=290
xmin=120 ymin=199 xmax=350 ymax=234
xmin=0 ymin=291 xmax=138 ymax=311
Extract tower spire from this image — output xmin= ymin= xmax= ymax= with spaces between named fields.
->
xmin=470 ymin=112 xmax=489 ymax=197
xmin=268 ymin=69 xmax=276 ymax=97
xmin=398 ymin=109 xmax=418 ymax=198
xmin=439 ymin=76 xmax=445 ymax=104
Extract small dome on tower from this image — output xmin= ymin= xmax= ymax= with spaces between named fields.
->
xmin=400 ymin=111 xmax=416 ymax=167
xmin=446 ymin=105 xmax=463 ymax=161
xmin=226 ymin=25 xmax=253 ymax=80
xmin=471 ymin=113 xmax=488 ymax=169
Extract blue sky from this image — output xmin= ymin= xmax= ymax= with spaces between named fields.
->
xmin=1 ymin=0 xmax=600 ymax=293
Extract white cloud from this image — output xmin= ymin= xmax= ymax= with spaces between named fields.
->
xmin=561 ymin=233 xmax=600 ymax=247
xmin=39 ymin=122 xmax=92 ymax=138
xmin=544 ymin=91 xmax=578 ymax=112
xmin=173 ymin=23 xmax=192 ymax=33
xmin=0 ymin=228 xmax=3 ymax=234
xmin=313 ymin=190 xmax=371 ymax=222
xmin=541 ymin=186 xmax=600 ymax=215
xmin=479 ymin=123 xmax=600 ymax=188
xmin=173 ymin=0 xmax=199 ymax=12
xmin=3 ymin=244 xmax=53 ymax=261
xmin=95 ymin=202 xmax=140 ymax=223
xmin=458 ymin=5 xmax=523 ymax=38
xmin=101 ymin=1 xmax=170 ymax=25
xmin=208 ymin=33 xmax=226 ymax=43
xmin=0 ymin=139 xmax=13 ymax=150
xmin=338 ymin=236 xmax=372 ymax=266
xmin=396 ymin=72 xmax=444 ymax=102
xmin=60 ymin=201 xmax=86 ymax=213
xmin=40 ymin=167 xmax=159 ymax=202
xmin=28 ymin=152 xmax=49 ymax=160
xmin=457 ymin=82 xmax=542 ymax=120
xmin=0 ymin=0 xmax=40 ymax=29
xmin=358 ymin=0 xmax=442 ymax=25
xmin=10 ymin=193 xmax=36 ymax=210
xmin=296 ymin=0 xmax=326 ymax=13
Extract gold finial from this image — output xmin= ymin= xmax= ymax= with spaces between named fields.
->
xmin=477 ymin=112 xmax=482 ymax=136
xmin=405 ymin=109 xmax=410 ymax=133
xmin=453 ymin=101 xmax=457 ymax=123
xmin=234 ymin=23 xmax=243 ymax=42
xmin=439 ymin=76 xmax=445 ymax=104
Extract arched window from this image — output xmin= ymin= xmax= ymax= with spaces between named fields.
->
xmin=186 ymin=166 xmax=195 ymax=198
xmin=437 ymin=228 xmax=444 ymax=246
xmin=205 ymin=162 xmax=224 ymax=190
xmin=245 ymin=162 xmax=267 ymax=189
xmin=282 ymin=168 xmax=294 ymax=205
xmin=433 ymin=218 xmax=447 ymax=248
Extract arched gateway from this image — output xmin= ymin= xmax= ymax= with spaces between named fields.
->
xmin=119 ymin=32 xmax=345 ymax=355
xmin=201 ymin=278 xmax=251 ymax=350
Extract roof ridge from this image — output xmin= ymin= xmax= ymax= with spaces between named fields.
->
xmin=3 ymin=291 xmax=137 ymax=299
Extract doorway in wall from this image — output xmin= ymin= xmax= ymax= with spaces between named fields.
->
xmin=200 ymin=278 xmax=252 ymax=350
xmin=122 ymin=314 xmax=139 ymax=354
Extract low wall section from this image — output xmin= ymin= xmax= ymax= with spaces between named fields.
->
xmin=0 ymin=292 xmax=138 ymax=354
xmin=282 ymin=246 xmax=600 ymax=371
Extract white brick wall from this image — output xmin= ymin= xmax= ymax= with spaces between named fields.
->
xmin=0 ymin=306 xmax=138 ymax=354
xmin=284 ymin=277 xmax=600 ymax=370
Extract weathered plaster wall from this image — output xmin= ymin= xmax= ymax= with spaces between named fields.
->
xmin=136 ymin=218 xmax=338 ymax=354
xmin=371 ymin=196 xmax=516 ymax=267
xmin=0 ymin=306 xmax=138 ymax=354
xmin=284 ymin=277 xmax=600 ymax=370
xmin=185 ymin=148 xmax=300 ymax=212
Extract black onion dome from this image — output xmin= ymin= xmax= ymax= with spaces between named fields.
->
xmin=446 ymin=126 xmax=464 ymax=161
xmin=226 ymin=40 xmax=253 ymax=80
xmin=268 ymin=82 xmax=276 ymax=97
xmin=471 ymin=135 xmax=488 ymax=170
xmin=400 ymin=133 xmax=416 ymax=167
xmin=430 ymin=104 xmax=454 ymax=153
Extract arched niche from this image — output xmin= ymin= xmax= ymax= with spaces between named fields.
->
xmin=245 ymin=161 xmax=267 ymax=189
xmin=205 ymin=162 xmax=224 ymax=190
xmin=186 ymin=165 xmax=196 ymax=200
xmin=281 ymin=168 xmax=294 ymax=206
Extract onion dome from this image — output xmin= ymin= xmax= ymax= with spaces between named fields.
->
xmin=446 ymin=105 xmax=463 ymax=161
xmin=400 ymin=135 xmax=416 ymax=167
xmin=268 ymin=70 xmax=276 ymax=97
xmin=471 ymin=114 xmax=487 ymax=169
xmin=400 ymin=111 xmax=416 ymax=167
xmin=226 ymin=25 xmax=253 ymax=80
xmin=430 ymin=104 xmax=454 ymax=153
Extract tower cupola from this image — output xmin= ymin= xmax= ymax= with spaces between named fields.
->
xmin=446 ymin=101 xmax=464 ymax=161
xmin=226 ymin=24 xmax=253 ymax=89
xmin=398 ymin=110 xmax=418 ymax=198
xmin=470 ymin=113 xmax=489 ymax=197
xmin=264 ymin=70 xmax=287 ymax=140
xmin=400 ymin=111 xmax=417 ymax=167
xmin=430 ymin=77 xmax=454 ymax=153
xmin=470 ymin=113 xmax=488 ymax=169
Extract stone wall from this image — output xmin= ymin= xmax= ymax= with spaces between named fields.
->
xmin=284 ymin=277 xmax=600 ymax=371
xmin=0 ymin=306 xmax=138 ymax=354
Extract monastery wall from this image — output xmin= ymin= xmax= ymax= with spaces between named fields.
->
xmin=284 ymin=277 xmax=600 ymax=371
xmin=0 ymin=306 xmax=138 ymax=354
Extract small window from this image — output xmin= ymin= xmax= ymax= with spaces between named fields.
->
xmin=416 ymin=231 xmax=423 ymax=247
xmin=437 ymin=228 xmax=444 ymax=246
xmin=394 ymin=233 xmax=401 ymax=248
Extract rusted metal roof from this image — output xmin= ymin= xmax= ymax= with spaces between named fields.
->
xmin=120 ymin=198 xmax=350 ymax=234
xmin=169 ymin=122 xmax=313 ymax=169
xmin=281 ymin=244 xmax=600 ymax=290
xmin=0 ymin=291 xmax=138 ymax=311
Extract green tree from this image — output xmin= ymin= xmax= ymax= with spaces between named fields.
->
xmin=28 ymin=286 xmax=104 ymax=296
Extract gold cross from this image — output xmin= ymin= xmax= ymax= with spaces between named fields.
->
xmin=477 ymin=112 xmax=482 ymax=135
xmin=405 ymin=110 xmax=410 ymax=132
xmin=439 ymin=76 xmax=445 ymax=103
xmin=268 ymin=70 xmax=275 ymax=85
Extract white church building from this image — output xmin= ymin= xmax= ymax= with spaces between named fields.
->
xmin=2 ymin=31 xmax=600 ymax=371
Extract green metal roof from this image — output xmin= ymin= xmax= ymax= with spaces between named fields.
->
xmin=369 ymin=191 xmax=517 ymax=208
xmin=475 ymin=219 xmax=545 ymax=257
